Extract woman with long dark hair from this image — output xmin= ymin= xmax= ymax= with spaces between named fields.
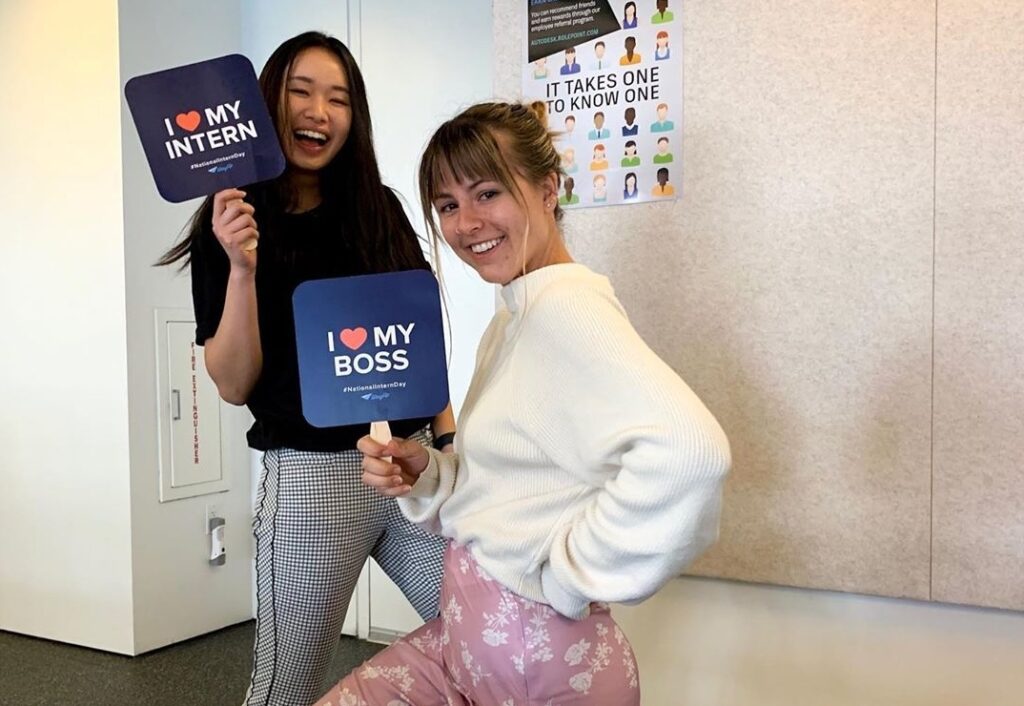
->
xmin=159 ymin=31 xmax=452 ymax=706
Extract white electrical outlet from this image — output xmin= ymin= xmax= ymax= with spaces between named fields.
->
xmin=205 ymin=503 xmax=221 ymax=534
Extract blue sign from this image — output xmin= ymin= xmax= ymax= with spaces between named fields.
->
xmin=124 ymin=54 xmax=285 ymax=203
xmin=293 ymin=270 xmax=450 ymax=428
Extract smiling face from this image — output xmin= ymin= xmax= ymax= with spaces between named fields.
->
xmin=432 ymin=160 xmax=561 ymax=285
xmin=281 ymin=47 xmax=351 ymax=174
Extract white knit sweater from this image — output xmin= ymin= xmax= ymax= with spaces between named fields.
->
xmin=400 ymin=263 xmax=731 ymax=619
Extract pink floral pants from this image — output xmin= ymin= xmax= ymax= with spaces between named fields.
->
xmin=314 ymin=541 xmax=640 ymax=705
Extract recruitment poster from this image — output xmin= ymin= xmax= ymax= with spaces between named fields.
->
xmin=522 ymin=0 xmax=683 ymax=208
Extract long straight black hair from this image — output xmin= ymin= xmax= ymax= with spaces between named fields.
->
xmin=157 ymin=31 xmax=425 ymax=272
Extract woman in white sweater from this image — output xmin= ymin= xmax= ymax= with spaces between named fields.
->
xmin=314 ymin=102 xmax=731 ymax=706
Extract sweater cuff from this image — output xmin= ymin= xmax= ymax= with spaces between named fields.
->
xmin=540 ymin=562 xmax=591 ymax=620
xmin=405 ymin=454 xmax=440 ymax=498
xmin=397 ymin=449 xmax=455 ymax=530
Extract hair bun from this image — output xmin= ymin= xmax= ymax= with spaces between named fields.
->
xmin=526 ymin=100 xmax=548 ymax=128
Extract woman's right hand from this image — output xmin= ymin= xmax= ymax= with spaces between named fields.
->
xmin=212 ymin=188 xmax=258 ymax=272
xmin=358 ymin=435 xmax=430 ymax=497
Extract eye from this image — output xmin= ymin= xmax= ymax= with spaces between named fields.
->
xmin=330 ymin=97 xmax=349 ymax=106
xmin=289 ymin=88 xmax=309 ymax=97
xmin=478 ymin=189 xmax=499 ymax=201
xmin=436 ymin=201 xmax=457 ymax=215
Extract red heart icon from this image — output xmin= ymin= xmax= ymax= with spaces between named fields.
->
xmin=175 ymin=111 xmax=202 ymax=132
xmin=340 ymin=328 xmax=368 ymax=351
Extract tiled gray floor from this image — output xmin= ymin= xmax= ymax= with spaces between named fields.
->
xmin=0 ymin=622 xmax=384 ymax=706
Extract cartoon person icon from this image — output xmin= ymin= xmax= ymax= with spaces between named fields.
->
xmin=592 ymin=173 xmax=608 ymax=203
xmin=589 ymin=144 xmax=609 ymax=171
xmin=653 ymin=136 xmax=674 ymax=164
xmin=561 ymin=146 xmax=579 ymax=174
xmin=587 ymin=111 xmax=610 ymax=140
xmin=652 ymin=0 xmax=674 ymax=23
xmin=533 ymin=56 xmax=549 ymax=79
xmin=620 ymin=36 xmax=641 ymax=66
xmin=563 ymin=114 xmax=577 ymax=138
xmin=650 ymin=103 xmax=675 ymax=132
xmin=620 ymin=140 xmax=640 ymax=167
xmin=560 ymin=46 xmax=581 ymax=75
xmin=559 ymin=175 xmax=580 ymax=204
xmin=622 ymin=106 xmax=639 ymax=136
xmin=592 ymin=41 xmax=610 ymax=72
xmin=623 ymin=171 xmax=639 ymax=199
xmin=654 ymin=31 xmax=670 ymax=61
xmin=622 ymin=1 xmax=638 ymax=29
xmin=652 ymin=167 xmax=675 ymax=196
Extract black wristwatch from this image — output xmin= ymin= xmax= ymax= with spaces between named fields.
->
xmin=433 ymin=432 xmax=456 ymax=450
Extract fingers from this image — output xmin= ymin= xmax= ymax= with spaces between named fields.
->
xmin=358 ymin=434 xmax=428 ymax=497
xmin=212 ymin=188 xmax=247 ymax=220
xmin=212 ymin=189 xmax=259 ymax=255
xmin=361 ymin=454 xmax=416 ymax=496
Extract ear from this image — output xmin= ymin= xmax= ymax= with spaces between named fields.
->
xmin=541 ymin=172 xmax=559 ymax=206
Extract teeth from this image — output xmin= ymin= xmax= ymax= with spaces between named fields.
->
xmin=295 ymin=129 xmax=328 ymax=143
xmin=470 ymin=237 xmax=503 ymax=254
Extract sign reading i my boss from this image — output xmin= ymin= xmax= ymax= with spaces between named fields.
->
xmin=292 ymin=270 xmax=450 ymax=428
xmin=124 ymin=54 xmax=285 ymax=203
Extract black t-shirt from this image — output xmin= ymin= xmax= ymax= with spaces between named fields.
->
xmin=190 ymin=205 xmax=433 ymax=451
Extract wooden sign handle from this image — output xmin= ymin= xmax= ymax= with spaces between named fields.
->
xmin=370 ymin=420 xmax=392 ymax=463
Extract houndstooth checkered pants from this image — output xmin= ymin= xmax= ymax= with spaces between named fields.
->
xmin=243 ymin=440 xmax=446 ymax=706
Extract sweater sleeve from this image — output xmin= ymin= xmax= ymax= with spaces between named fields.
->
xmin=516 ymin=282 xmax=732 ymax=618
xmin=396 ymin=448 xmax=459 ymax=534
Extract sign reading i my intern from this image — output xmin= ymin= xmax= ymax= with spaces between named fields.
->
xmin=124 ymin=54 xmax=285 ymax=203
xmin=292 ymin=270 xmax=450 ymax=429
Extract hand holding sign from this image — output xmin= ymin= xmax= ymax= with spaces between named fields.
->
xmin=212 ymin=189 xmax=259 ymax=264
xmin=358 ymin=433 xmax=431 ymax=497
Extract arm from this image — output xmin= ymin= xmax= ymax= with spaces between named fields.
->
xmin=518 ymin=284 xmax=731 ymax=617
xmin=431 ymin=403 xmax=456 ymax=452
xmin=201 ymin=189 xmax=262 ymax=405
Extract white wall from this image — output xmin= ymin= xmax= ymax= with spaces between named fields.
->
xmin=118 ymin=0 xmax=254 ymax=654
xmin=241 ymin=0 xmax=350 ymax=73
xmin=0 ymin=0 xmax=134 ymax=653
xmin=614 ymin=577 xmax=1024 ymax=706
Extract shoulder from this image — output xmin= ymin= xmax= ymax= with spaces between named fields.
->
xmin=522 ymin=266 xmax=628 ymax=344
